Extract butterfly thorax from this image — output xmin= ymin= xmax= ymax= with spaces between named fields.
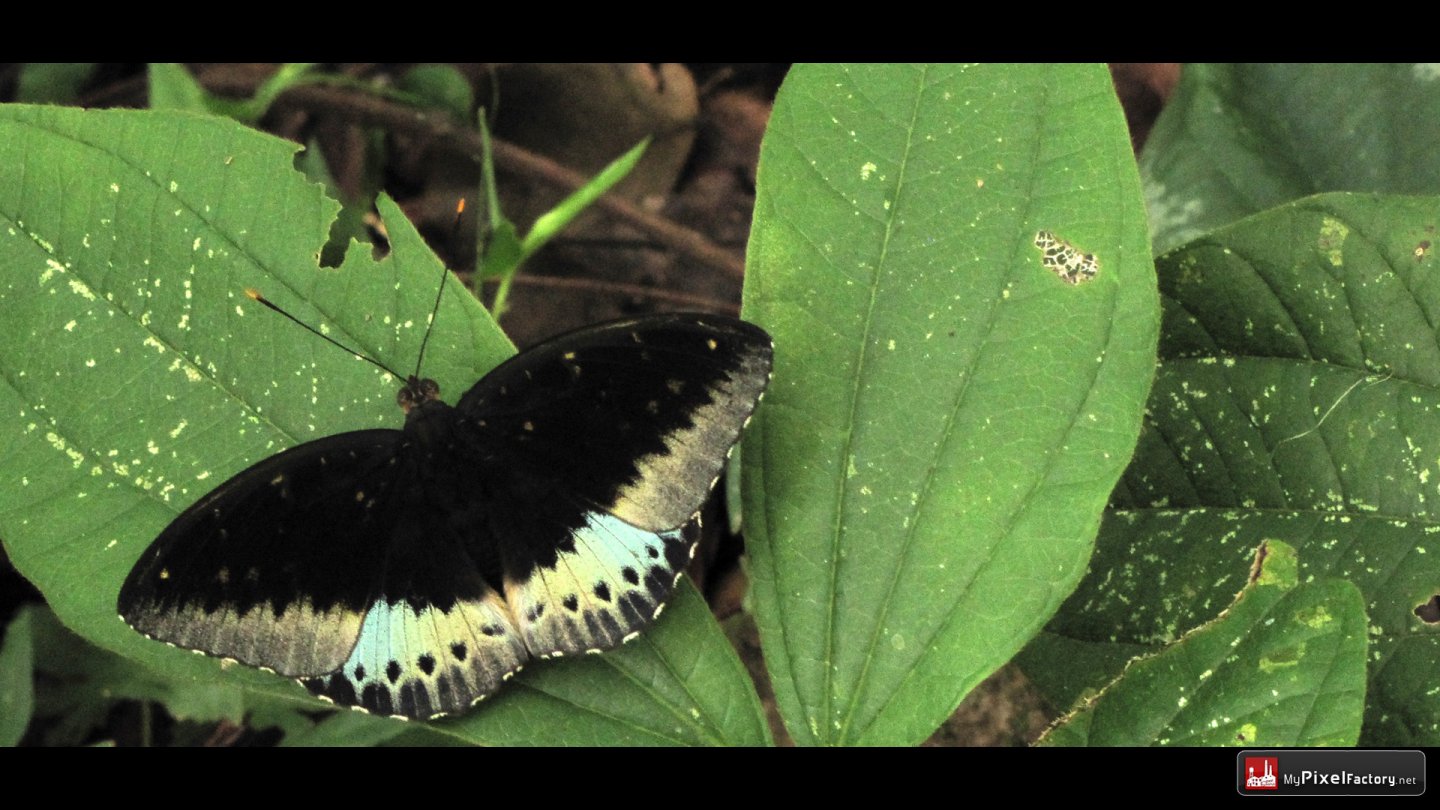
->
xmin=398 ymin=380 xmax=470 ymax=466
xmin=397 ymin=375 xmax=441 ymax=413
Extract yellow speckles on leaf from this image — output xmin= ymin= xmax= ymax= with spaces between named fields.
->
xmin=1294 ymin=605 xmax=1333 ymax=629
xmin=64 ymin=320 xmax=77 ymax=332
xmin=1318 ymin=216 xmax=1349 ymax=266
xmin=67 ymin=277 xmax=97 ymax=301
xmin=46 ymin=431 xmax=85 ymax=468
xmin=860 ymin=162 xmax=877 ymax=180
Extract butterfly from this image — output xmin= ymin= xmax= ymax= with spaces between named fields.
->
xmin=117 ymin=309 xmax=773 ymax=720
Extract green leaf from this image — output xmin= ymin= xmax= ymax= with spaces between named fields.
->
xmin=148 ymin=64 xmax=317 ymax=124
xmin=1041 ymin=541 xmax=1368 ymax=746
xmin=742 ymin=64 xmax=1159 ymax=745
xmin=147 ymin=63 xmax=210 ymax=113
xmin=296 ymin=132 xmax=385 ymax=269
xmin=1022 ymin=193 xmax=1440 ymax=745
xmin=522 ymin=137 xmax=648 ymax=259
xmin=278 ymin=708 xmax=412 ymax=747
xmin=0 ymin=606 xmax=35 ymax=745
xmin=485 ymin=134 xmax=649 ymax=316
xmin=0 ymin=104 xmax=767 ymax=746
xmin=239 ymin=63 xmax=316 ymax=124
xmin=22 ymin=602 xmax=245 ymax=743
xmin=17 ymin=64 xmax=96 ymax=105
xmin=397 ymin=65 xmax=475 ymax=123
xmin=1142 ymin=64 xmax=1440 ymax=254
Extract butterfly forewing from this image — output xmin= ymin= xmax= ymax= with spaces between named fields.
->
xmin=458 ymin=314 xmax=773 ymax=532
xmin=118 ymin=431 xmax=406 ymax=676
xmin=460 ymin=315 xmax=771 ymax=661
xmin=118 ymin=312 xmax=773 ymax=720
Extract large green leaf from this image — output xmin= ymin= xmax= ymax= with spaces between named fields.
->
xmin=0 ymin=105 xmax=769 ymax=746
xmin=1021 ymin=194 xmax=1440 ymax=745
xmin=0 ymin=606 xmax=35 ymax=745
xmin=1041 ymin=541 xmax=1368 ymax=747
xmin=742 ymin=64 xmax=1159 ymax=745
xmin=1142 ymin=64 xmax=1440 ymax=254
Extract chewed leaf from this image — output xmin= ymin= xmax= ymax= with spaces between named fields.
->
xmin=1034 ymin=230 xmax=1100 ymax=284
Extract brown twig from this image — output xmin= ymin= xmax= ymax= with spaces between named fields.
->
xmin=492 ymin=273 xmax=740 ymax=315
xmin=270 ymin=82 xmax=747 ymax=280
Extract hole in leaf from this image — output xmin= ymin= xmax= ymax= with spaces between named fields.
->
xmin=1414 ymin=594 xmax=1440 ymax=624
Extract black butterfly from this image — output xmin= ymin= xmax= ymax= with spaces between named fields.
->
xmin=117 ymin=312 xmax=772 ymax=720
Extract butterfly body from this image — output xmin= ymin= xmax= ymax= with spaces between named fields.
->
xmin=118 ymin=313 xmax=772 ymax=720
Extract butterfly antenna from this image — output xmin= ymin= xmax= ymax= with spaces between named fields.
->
xmin=244 ymin=288 xmax=406 ymax=380
xmin=412 ymin=198 xmax=466 ymax=378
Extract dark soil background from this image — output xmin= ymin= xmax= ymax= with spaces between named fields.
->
xmin=0 ymin=63 xmax=1181 ymax=746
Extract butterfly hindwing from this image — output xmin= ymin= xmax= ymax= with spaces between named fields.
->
xmin=300 ymin=502 xmax=528 ymax=718
xmin=458 ymin=315 xmax=771 ymax=659
xmin=505 ymin=513 xmax=698 ymax=658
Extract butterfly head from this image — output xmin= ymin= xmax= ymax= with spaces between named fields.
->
xmin=397 ymin=376 xmax=441 ymax=414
